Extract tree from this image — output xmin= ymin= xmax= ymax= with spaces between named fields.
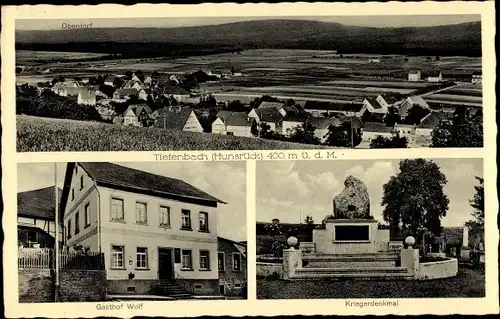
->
xmin=250 ymin=120 xmax=259 ymax=137
xmin=289 ymin=122 xmax=320 ymax=145
xmin=323 ymin=122 xmax=360 ymax=147
xmin=113 ymin=76 xmax=124 ymax=88
xmin=384 ymin=106 xmax=402 ymax=127
xmin=285 ymin=99 xmax=295 ymax=107
xmin=226 ymin=100 xmax=246 ymax=112
xmin=369 ymin=133 xmax=408 ymax=148
xmin=259 ymin=122 xmax=273 ymax=139
xmin=99 ymin=84 xmax=116 ymax=98
xmin=134 ymin=70 xmax=145 ymax=82
xmin=403 ymin=104 xmax=430 ymax=125
xmin=304 ymin=215 xmax=314 ymax=224
xmin=431 ymin=106 xmax=483 ymax=147
xmin=382 ymin=159 xmax=449 ymax=239
xmin=435 ymin=56 xmax=440 ymax=61
xmin=362 ymin=111 xmax=382 ymax=123
xmin=404 ymin=57 xmax=409 ymax=63
xmin=465 ymin=177 xmax=484 ymax=250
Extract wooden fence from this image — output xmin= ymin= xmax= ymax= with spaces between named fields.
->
xmin=18 ymin=248 xmax=105 ymax=270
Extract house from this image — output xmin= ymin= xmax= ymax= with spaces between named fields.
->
xmin=394 ymin=124 xmax=416 ymax=142
xmin=217 ymin=237 xmax=247 ymax=297
xmin=77 ymin=89 xmax=97 ymax=106
xmin=415 ymin=111 xmax=448 ymax=136
xmin=408 ymin=70 xmax=421 ymax=81
xmin=113 ymin=88 xmax=139 ymax=100
xmin=257 ymin=102 xmax=287 ymax=117
xmin=398 ymin=96 xmax=430 ymax=118
xmin=212 ymin=111 xmax=255 ymax=137
xmin=51 ymin=82 xmax=68 ymax=95
xmin=17 ymin=186 xmax=63 ymax=248
xmin=162 ymin=86 xmax=191 ymax=102
xmin=138 ymin=89 xmax=150 ymax=101
xmin=362 ymin=96 xmax=388 ymax=115
xmin=427 ymin=70 xmax=443 ymax=82
xmin=123 ymin=104 xmax=154 ymax=127
xmin=472 ymin=71 xmax=482 ymax=84
xmin=60 ymin=162 xmax=226 ymax=295
xmin=97 ymin=106 xmax=116 ymax=121
xmin=362 ymin=121 xmax=394 ymax=142
xmin=247 ymin=108 xmax=284 ymax=132
xmin=330 ymin=102 xmax=366 ymax=117
xmin=281 ymin=113 xmax=312 ymax=136
xmin=309 ymin=117 xmax=343 ymax=143
xmin=154 ymin=107 xmax=204 ymax=133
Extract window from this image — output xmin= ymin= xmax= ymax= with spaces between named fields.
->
xmin=218 ymin=252 xmax=225 ymax=271
xmin=67 ymin=219 xmax=72 ymax=239
xmin=80 ymin=175 xmax=84 ymax=190
xmin=200 ymin=250 xmax=210 ymax=270
xmin=84 ymin=203 xmax=90 ymax=227
xmin=111 ymin=198 xmax=124 ymax=221
xmin=136 ymin=247 xmax=148 ymax=269
xmin=159 ymin=206 xmax=171 ymax=227
xmin=181 ymin=250 xmax=192 ymax=269
xmin=181 ymin=209 xmax=191 ymax=230
xmin=111 ymin=245 xmax=124 ymax=268
xmin=233 ymin=253 xmax=241 ymax=271
xmin=71 ymin=189 xmax=75 ymax=201
xmin=135 ymin=202 xmax=147 ymax=224
xmin=235 ymin=283 xmax=242 ymax=289
xmin=199 ymin=212 xmax=209 ymax=232
xmin=75 ymin=212 xmax=80 ymax=234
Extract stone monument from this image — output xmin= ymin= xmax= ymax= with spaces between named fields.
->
xmin=313 ymin=176 xmax=389 ymax=254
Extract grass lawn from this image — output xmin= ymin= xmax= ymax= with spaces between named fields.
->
xmin=16 ymin=115 xmax=327 ymax=152
xmin=257 ymin=265 xmax=485 ymax=299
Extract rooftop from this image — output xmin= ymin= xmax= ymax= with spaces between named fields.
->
xmin=252 ymin=108 xmax=284 ymax=123
xmin=417 ymin=111 xmax=448 ymax=129
xmin=363 ymin=121 xmax=394 ymax=133
xmin=155 ymin=106 xmax=195 ymax=130
xmin=18 ymin=186 xmax=62 ymax=221
xmin=364 ymin=97 xmax=383 ymax=109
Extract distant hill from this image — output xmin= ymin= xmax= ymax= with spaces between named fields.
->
xmin=16 ymin=19 xmax=482 ymax=56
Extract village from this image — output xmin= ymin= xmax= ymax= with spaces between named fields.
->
xmin=17 ymin=63 xmax=482 ymax=149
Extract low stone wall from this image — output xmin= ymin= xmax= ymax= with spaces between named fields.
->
xmin=418 ymin=258 xmax=458 ymax=280
xmin=256 ymin=262 xmax=283 ymax=279
xmin=299 ymin=242 xmax=316 ymax=253
xmin=58 ymin=270 xmax=107 ymax=302
xmin=18 ymin=269 xmax=54 ymax=303
xmin=19 ymin=268 xmax=107 ymax=302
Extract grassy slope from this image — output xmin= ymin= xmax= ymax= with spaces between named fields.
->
xmin=16 ymin=115 xmax=326 ymax=152
xmin=257 ymin=266 xmax=485 ymax=299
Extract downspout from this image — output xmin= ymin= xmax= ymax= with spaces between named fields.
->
xmin=94 ymin=180 xmax=102 ymax=254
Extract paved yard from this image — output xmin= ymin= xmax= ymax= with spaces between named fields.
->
xmin=257 ymin=266 xmax=485 ymax=299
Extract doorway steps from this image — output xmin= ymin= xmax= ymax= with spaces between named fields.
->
xmin=156 ymin=280 xmax=192 ymax=299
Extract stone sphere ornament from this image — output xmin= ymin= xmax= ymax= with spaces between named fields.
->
xmin=405 ymin=236 xmax=416 ymax=247
xmin=287 ymin=236 xmax=298 ymax=248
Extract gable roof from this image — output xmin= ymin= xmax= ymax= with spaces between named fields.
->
xmin=124 ymin=104 xmax=153 ymax=117
xmin=428 ymin=70 xmax=442 ymax=77
xmin=162 ymin=86 xmax=190 ymax=95
xmin=216 ymin=110 xmax=234 ymax=121
xmin=406 ymin=96 xmax=429 ymax=108
xmin=258 ymin=101 xmax=285 ymax=110
xmin=330 ymin=102 xmax=365 ymax=112
xmin=60 ymin=163 xmax=225 ymax=215
xmin=114 ymin=88 xmax=138 ymax=96
xmin=417 ymin=111 xmax=448 ymax=129
xmin=18 ymin=186 xmax=62 ymax=221
xmin=155 ymin=107 xmax=194 ymax=130
xmin=364 ymin=97 xmax=383 ymax=109
xmin=363 ymin=121 xmax=394 ymax=133
xmin=222 ymin=112 xmax=253 ymax=127
xmin=283 ymin=112 xmax=312 ymax=123
xmin=104 ymin=76 xmax=117 ymax=83
xmin=252 ymin=108 xmax=283 ymax=123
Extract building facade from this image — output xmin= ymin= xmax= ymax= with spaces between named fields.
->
xmin=61 ymin=162 xmax=225 ymax=295
xmin=217 ymin=237 xmax=247 ymax=297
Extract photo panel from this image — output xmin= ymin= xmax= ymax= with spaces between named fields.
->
xmin=16 ymin=161 xmax=247 ymax=302
xmin=256 ymin=158 xmax=486 ymax=299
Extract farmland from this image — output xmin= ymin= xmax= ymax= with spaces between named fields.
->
xmin=16 ymin=115 xmax=325 ymax=152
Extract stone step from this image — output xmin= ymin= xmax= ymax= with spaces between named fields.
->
xmin=297 ymin=266 xmax=408 ymax=274
xmin=292 ymin=272 xmax=413 ymax=280
xmin=170 ymin=293 xmax=193 ymax=299
xmin=303 ymin=256 xmax=397 ymax=262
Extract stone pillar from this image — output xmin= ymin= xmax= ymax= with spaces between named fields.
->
xmin=460 ymin=227 xmax=471 ymax=261
xmin=462 ymin=227 xmax=469 ymax=248
xmin=282 ymin=248 xmax=302 ymax=280
xmin=401 ymin=247 xmax=419 ymax=280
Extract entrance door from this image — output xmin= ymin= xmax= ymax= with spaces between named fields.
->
xmin=158 ymin=248 xmax=174 ymax=280
xmin=219 ymin=284 xmax=225 ymax=295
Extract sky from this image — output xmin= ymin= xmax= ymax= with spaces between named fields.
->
xmin=256 ymin=158 xmax=483 ymax=228
xmin=15 ymin=15 xmax=480 ymax=30
xmin=17 ymin=161 xmax=247 ymax=242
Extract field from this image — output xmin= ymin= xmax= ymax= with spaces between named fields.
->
xmin=16 ymin=115 xmax=325 ymax=152
xmin=257 ymin=265 xmax=485 ymax=299
xmin=16 ymin=50 xmax=110 ymax=65
xmin=17 ymin=48 xmax=482 ymax=109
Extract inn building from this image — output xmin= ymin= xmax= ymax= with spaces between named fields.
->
xmin=60 ymin=162 xmax=226 ymax=295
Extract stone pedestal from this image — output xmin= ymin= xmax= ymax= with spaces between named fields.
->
xmin=282 ymin=248 xmax=302 ymax=280
xmin=401 ymin=247 xmax=419 ymax=279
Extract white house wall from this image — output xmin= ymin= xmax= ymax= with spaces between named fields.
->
xmin=183 ymin=111 xmax=204 ymax=133
xmin=97 ymin=186 xmax=219 ymax=281
xmin=211 ymin=118 xmax=226 ymax=135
